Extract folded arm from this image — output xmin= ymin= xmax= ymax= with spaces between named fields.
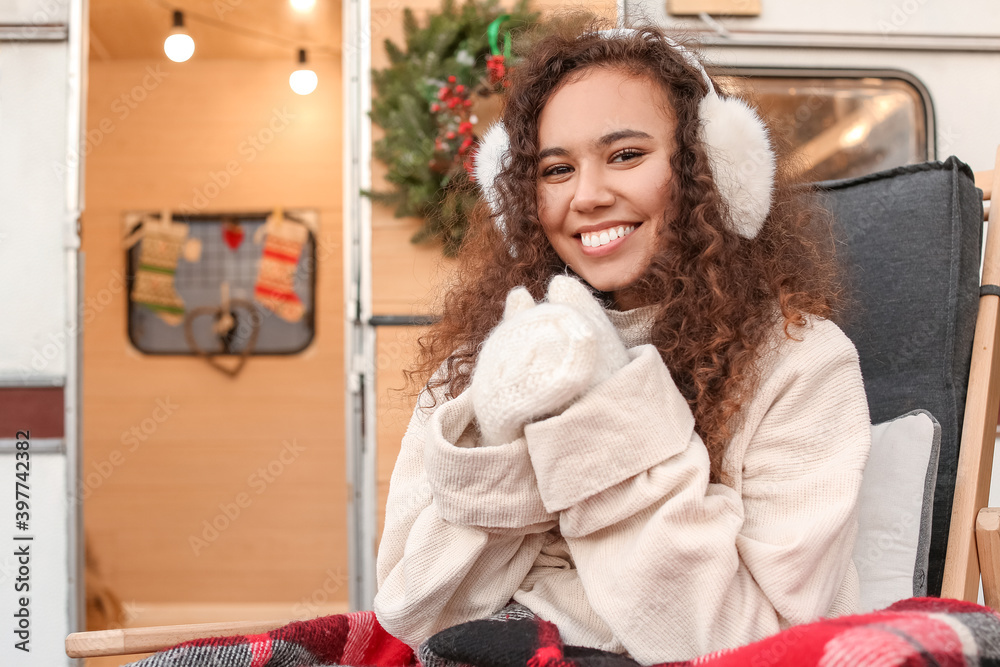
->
xmin=524 ymin=322 xmax=870 ymax=663
xmin=374 ymin=391 xmax=557 ymax=648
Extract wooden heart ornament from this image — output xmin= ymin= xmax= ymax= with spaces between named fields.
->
xmin=183 ymin=299 xmax=261 ymax=378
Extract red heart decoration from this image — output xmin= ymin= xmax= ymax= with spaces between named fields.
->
xmin=222 ymin=222 xmax=244 ymax=250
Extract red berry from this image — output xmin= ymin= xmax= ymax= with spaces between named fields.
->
xmin=431 ymin=103 xmax=440 ymax=113
xmin=464 ymin=99 xmax=473 ymax=107
xmin=448 ymin=75 xmax=456 ymax=83
xmin=455 ymin=84 xmax=465 ymax=94
xmin=446 ymin=131 xmax=456 ymax=139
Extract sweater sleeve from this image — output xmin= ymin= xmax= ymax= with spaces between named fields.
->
xmin=522 ymin=320 xmax=870 ymax=663
xmin=374 ymin=389 xmax=558 ymax=648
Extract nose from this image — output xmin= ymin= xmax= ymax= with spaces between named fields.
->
xmin=569 ymin=164 xmax=615 ymax=213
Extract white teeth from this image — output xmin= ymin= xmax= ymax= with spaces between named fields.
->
xmin=580 ymin=225 xmax=636 ymax=247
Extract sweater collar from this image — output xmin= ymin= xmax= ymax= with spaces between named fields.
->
xmin=605 ymin=304 xmax=658 ymax=348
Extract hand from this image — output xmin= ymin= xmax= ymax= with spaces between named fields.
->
xmin=545 ymin=275 xmax=630 ymax=387
xmin=470 ymin=276 xmax=630 ymax=447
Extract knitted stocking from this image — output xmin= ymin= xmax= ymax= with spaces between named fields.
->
xmin=131 ymin=220 xmax=191 ymax=326
xmin=254 ymin=219 xmax=309 ymax=322
xmin=470 ymin=276 xmax=629 ymax=447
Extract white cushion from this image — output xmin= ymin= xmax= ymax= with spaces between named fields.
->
xmin=853 ymin=410 xmax=940 ymax=612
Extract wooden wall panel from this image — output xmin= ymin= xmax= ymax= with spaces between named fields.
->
xmin=375 ymin=326 xmax=430 ymax=545
xmin=82 ymin=56 xmax=348 ymax=619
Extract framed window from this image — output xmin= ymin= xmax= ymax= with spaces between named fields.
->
xmin=125 ymin=210 xmax=317 ymax=355
xmin=716 ymin=69 xmax=933 ymax=181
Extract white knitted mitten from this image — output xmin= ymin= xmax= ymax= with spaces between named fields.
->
xmin=546 ymin=275 xmax=630 ymax=387
xmin=470 ymin=277 xmax=630 ymax=447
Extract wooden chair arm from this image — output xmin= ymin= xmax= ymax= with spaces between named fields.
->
xmin=978 ymin=507 xmax=1000 ymax=609
xmin=65 ymin=617 xmax=294 ymax=658
xmin=942 ymin=146 xmax=1000 ymax=601
xmin=976 ymin=168 xmax=993 ymax=220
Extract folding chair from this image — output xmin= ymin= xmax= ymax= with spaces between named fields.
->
xmin=65 ymin=147 xmax=1000 ymax=659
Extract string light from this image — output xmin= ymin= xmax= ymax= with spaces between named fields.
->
xmin=289 ymin=49 xmax=318 ymax=95
xmin=153 ymin=2 xmax=333 ymax=76
xmin=290 ymin=0 xmax=316 ymax=12
xmin=163 ymin=10 xmax=195 ymax=63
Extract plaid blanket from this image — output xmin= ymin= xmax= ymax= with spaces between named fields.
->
xmin=128 ymin=598 xmax=1000 ymax=667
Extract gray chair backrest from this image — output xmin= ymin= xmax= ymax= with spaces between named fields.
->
xmin=814 ymin=157 xmax=983 ymax=596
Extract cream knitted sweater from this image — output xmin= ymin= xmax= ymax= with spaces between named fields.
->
xmin=374 ymin=308 xmax=871 ymax=664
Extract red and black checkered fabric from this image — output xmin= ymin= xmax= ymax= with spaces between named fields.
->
xmin=129 ymin=598 xmax=1000 ymax=667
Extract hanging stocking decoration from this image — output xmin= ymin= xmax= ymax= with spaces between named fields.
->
xmin=253 ymin=211 xmax=308 ymax=322
xmin=130 ymin=211 xmax=201 ymax=326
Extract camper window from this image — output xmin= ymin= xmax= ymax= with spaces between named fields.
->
xmin=717 ymin=70 xmax=931 ymax=181
xmin=124 ymin=212 xmax=317 ymax=356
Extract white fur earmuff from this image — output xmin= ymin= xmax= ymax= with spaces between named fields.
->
xmin=474 ymin=122 xmax=511 ymax=238
xmin=473 ymin=30 xmax=775 ymax=240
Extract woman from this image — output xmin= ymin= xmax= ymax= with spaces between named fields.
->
xmin=373 ymin=15 xmax=870 ymax=664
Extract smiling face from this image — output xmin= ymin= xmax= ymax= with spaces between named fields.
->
xmin=536 ymin=66 xmax=677 ymax=309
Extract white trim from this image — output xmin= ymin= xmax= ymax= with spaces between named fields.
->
xmin=65 ymin=0 xmax=87 ymax=646
xmin=0 ymin=25 xmax=67 ymax=40
xmin=343 ymin=0 xmax=377 ymax=611
xmin=0 ymin=376 xmax=65 ymax=387
xmin=670 ymin=30 xmax=1000 ymax=53
xmin=0 ymin=438 xmax=65 ymax=454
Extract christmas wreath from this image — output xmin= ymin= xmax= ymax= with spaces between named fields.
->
xmin=367 ymin=0 xmax=538 ymax=256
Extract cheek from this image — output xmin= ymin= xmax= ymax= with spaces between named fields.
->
xmin=650 ymin=176 xmax=675 ymax=222
xmin=536 ymin=187 xmax=560 ymax=232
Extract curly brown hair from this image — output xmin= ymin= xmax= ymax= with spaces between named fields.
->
xmin=409 ymin=13 xmax=844 ymax=482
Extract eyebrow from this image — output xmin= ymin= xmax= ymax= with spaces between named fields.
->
xmin=538 ymin=129 xmax=655 ymax=161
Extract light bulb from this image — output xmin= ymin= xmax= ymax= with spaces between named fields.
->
xmin=290 ymin=0 xmax=316 ymax=11
xmin=164 ymin=11 xmax=194 ymax=63
xmin=290 ymin=69 xmax=318 ymax=95
xmin=289 ymin=49 xmax=318 ymax=95
xmin=164 ymin=34 xmax=195 ymax=62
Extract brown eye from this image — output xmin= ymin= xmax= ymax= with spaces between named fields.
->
xmin=611 ymin=149 xmax=645 ymax=163
xmin=542 ymin=164 xmax=573 ymax=178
